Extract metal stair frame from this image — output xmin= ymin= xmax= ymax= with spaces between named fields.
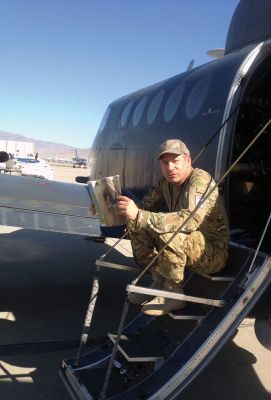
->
xmin=127 ymin=285 xmax=225 ymax=307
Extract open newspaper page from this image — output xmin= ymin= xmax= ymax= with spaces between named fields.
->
xmin=88 ymin=175 xmax=126 ymax=227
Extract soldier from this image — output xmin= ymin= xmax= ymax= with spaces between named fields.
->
xmin=117 ymin=139 xmax=229 ymax=316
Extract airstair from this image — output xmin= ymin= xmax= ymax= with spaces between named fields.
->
xmin=60 ymin=238 xmax=271 ymax=400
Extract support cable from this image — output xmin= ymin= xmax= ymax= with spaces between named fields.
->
xmin=247 ymin=210 xmax=271 ymax=276
xmin=74 ymin=273 xmax=100 ymax=366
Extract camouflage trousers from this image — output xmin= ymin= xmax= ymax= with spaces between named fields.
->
xmin=129 ymin=228 xmax=228 ymax=284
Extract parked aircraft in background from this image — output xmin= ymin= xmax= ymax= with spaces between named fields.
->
xmin=72 ymin=149 xmax=88 ymax=168
xmin=0 ymin=1 xmax=271 ymax=399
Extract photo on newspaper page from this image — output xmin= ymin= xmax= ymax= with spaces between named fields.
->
xmin=88 ymin=175 xmax=126 ymax=226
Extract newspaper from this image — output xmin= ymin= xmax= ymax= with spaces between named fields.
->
xmin=88 ymin=175 xmax=126 ymax=226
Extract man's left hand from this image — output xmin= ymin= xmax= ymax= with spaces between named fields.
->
xmin=117 ymin=196 xmax=139 ymax=221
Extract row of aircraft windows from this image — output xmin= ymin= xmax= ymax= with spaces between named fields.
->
xmin=99 ymin=76 xmax=211 ymax=132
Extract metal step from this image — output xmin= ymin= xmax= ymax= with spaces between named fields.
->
xmin=96 ymin=260 xmax=140 ymax=273
xmin=169 ymin=302 xmax=208 ymax=321
xmin=168 ymin=312 xmax=203 ymax=321
xmin=127 ymin=285 xmax=225 ymax=307
xmin=195 ymin=270 xmax=234 ymax=282
xmin=96 ymin=260 xmax=233 ymax=282
xmin=108 ymin=333 xmax=164 ymax=367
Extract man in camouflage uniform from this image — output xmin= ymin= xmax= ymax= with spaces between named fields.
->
xmin=117 ymin=139 xmax=229 ymax=316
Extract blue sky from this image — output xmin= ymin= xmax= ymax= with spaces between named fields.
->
xmin=0 ymin=0 xmax=239 ymax=148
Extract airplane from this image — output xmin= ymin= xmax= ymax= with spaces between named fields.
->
xmin=72 ymin=149 xmax=88 ymax=168
xmin=1 ymin=0 xmax=271 ymax=399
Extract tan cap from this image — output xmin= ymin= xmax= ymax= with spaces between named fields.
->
xmin=157 ymin=139 xmax=190 ymax=159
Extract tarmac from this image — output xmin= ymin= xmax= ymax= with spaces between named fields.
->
xmin=0 ymin=165 xmax=270 ymax=400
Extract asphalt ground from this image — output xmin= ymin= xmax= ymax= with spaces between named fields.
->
xmin=0 ymin=165 xmax=270 ymax=399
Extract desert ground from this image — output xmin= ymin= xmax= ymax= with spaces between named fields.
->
xmin=51 ymin=163 xmax=90 ymax=183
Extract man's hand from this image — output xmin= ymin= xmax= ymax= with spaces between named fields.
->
xmin=117 ymin=196 xmax=139 ymax=221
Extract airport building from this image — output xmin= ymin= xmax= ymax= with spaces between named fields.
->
xmin=0 ymin=140 xmax=34 ymax=156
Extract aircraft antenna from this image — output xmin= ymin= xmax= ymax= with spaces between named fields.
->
xmin=186 ymin=59 xmax=195 ymax=71
xmin=207 ymin=48 xmax=225 ymax=58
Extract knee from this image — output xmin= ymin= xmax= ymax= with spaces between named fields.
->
xmin=183 ymin=231 xmax=205 ymax=260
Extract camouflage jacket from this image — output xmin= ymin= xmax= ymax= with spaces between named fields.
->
xmin=134 ymin=168 xmax=229 ymax=245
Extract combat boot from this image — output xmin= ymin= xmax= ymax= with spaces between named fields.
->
xmin=141 ymin=279 xmax=186 ymax=316
xmin=128 ymin=268 xmax=165 ymax=305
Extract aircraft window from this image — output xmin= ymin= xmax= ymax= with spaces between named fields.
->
xmin=147 ymin=90 xmax=165 ymax=125
xmin=186 ymin=77 xmax=211 ymax=119
xmin=120 ymin=99 xmax=134 ymax=127
xmin=98 ymin=107 xmax=111 ymax=132
xmin=164 ymin=82 xmax=185 ymax=122
xmin=132 ymin=95 xmax=148 ymax=127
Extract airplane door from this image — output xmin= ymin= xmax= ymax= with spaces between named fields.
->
xmin=220 ymin=41 xmax=271 ymax=251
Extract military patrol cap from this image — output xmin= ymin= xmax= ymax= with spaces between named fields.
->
xmin=157 ymin=139 xmax=190 ymax=159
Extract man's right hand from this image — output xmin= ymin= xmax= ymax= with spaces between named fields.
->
xmin=117 ymin=195 xmax=139 ymax=222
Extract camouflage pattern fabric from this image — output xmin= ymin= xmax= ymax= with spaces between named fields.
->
xmin=128 ymin=168 xmax=229 ymax=284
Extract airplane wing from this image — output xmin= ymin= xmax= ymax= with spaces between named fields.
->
xmin=0 ymin=174 xmax=101 ymax=236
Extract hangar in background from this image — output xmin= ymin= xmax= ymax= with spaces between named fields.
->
xmin=0 ymin=140 xmax=34 ymax=156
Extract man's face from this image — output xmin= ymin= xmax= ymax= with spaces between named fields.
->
xmin=159 ymin=153 xmax=191 ymax=185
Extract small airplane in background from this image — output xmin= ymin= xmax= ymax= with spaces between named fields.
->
xmin=72 ymin=149 xmax=88 ymax=168
xmin=1 ymin=1 xmax=271 ymax=399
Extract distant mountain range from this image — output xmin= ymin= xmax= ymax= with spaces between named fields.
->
xmin=0 ymin=130 xmax=91 ymax=160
